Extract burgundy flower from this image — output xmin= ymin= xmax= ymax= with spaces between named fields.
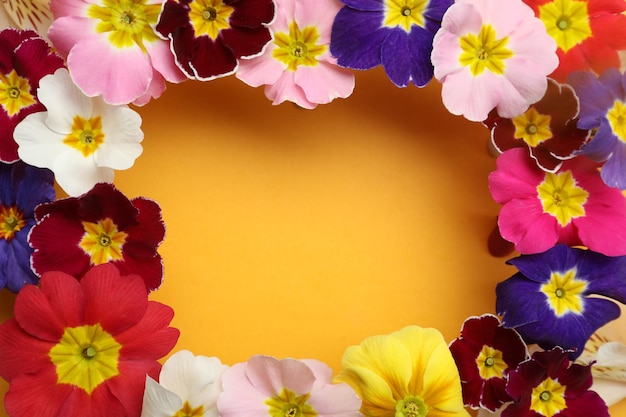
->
xmin=29 ymin=183 xmax=165 ymax=291
xmin=449 ymin=314 xmax=528 ymax=411
xmin=156 ymin=0 xmax=275 ymax=80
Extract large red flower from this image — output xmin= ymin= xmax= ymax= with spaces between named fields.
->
xmin=0 ymin=264 xmax=179 ymax=417
xmin=29 ymin=183 xmax=166 ymax=291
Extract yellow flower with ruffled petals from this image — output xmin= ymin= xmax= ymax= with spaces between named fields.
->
xmin=335 ymin=325 xmax=469 ymax=417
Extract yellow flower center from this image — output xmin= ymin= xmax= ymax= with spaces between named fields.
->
xmin=189 ymin=0 xmax=234 ymax=40
xmin=476 ymin=345 xmax=508 ymax=380
xmin=0 ymin=70 xmax=36 ymax=116
xmin=540 ymin=268 xmax=587 ymax=316
xmin=265 ymin=388 xmax=317 ymax=417
xmin=62 ymin=115 xmax=106 ymax=157
xmin=459 ymin=24 xmax=513 ymax=76
xmin=88 ymin=0 xmax=160 ymax=51
xmin=395 ymin=397 xmax=428 ymax=417
xmin=383 ymin=0 xmax=428 ymax=32
xmin=512 ymin=107 xmax=553 ymax=147
xmin=273 ymin=22 xmax=327 ymax=71
xmin=608 ymin=100 xmax=626 ymax=143
xmin=48 ymin=324 xmax=121 ymax=394
xmin=174 ymin=402 xmax=205 ymax=417
xmin=530 ymin=378 xmax=567 ymax=417
xmin=536 ymin=170 xmax=588 ymax=227
xmin=0 ymin=205 xmax=26 ymax=241
xmin=78 ymin=218 xmax=128 ymax=265
xmin=538 ymin=0 xmax=592 ymax=53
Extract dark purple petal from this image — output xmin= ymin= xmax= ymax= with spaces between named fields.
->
xmin=407 ymin=26 xmax=435 ymax=87
xmin=14 ymin=165 xmax=55 ymax=217
xmin=580 ymin=119 xmax=619 ymax=162
xmin=381 ymin=28 xmax=411 ymax=87
xmin=330 ymin=7 xmax=387 ymax=70
xmin=506 ymin=244 xmax=579 ymax=283
xmin=568 ymin=71 xmax=615 ymax=130
xmin=599 ymin=144 xmax=626 ymax=189
xmin=4 ymin=228 xmax=39 ymax=292
xmin=339 ymin=0 xmax=384 ymax=11
xmin=496 ymin=273 xmax=549 ymax=328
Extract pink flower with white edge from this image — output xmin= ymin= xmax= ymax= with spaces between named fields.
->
xmin=488 ymin=148 xmax=626 ymax=256
xmin=431 ymin=0 xmax=558 ymax=122
xmin=47 ymin=0 xmax=186 ymax=105
xmin=236 ymin=0 xmax=354 ymax=109
xmin=217 ymin=355 xmax=361 ymax=417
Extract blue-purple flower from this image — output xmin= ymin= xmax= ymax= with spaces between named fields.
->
xmin=330 ymin=0 xmax=453 ymax=87
xmin=0 ymin=161 xmax=54 ymax=292
xmin=496 ymin=244 xmax=626 ymax=359
xmin=568 ymin=68 xmax=626 ymax=189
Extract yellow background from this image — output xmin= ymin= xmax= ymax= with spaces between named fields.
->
xmin=0 ymin=68 xmax=624 ymax=415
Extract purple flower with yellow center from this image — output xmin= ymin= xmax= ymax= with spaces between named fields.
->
xmin=0 ymin=161 xmax=54 ymax=292
xmin=156 ymin=0 xmax=275 ymax=80
xmin=568 ymin=68 xmax=626 ymax=190
xmin=486 ymin=78 xmax=590 ymax=173
xmin=496 ymin=245 xmax=626 ymax=359
xmin=503 ymin=348 xmax=608 ymax=417
xmin=330 ymin=0 xmax=453 ymax=88
xmin=28 ymin=182 xmax=166 ymax=292
xmin=449 ymin=314 xmax=528 ymax=412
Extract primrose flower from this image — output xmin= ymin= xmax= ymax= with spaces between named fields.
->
xmin=142 ymin=350 xmax=228 ymax=417
xmin=503 ymin=348 xmax=608 ymax=417
xmin=449 ymin=314 xmax=528 ymax=411
xmin=568 ymin=68 xmax=626 ymax=190
xmin=330 ymin=0 xmax=453 ymax=88
xmin=13 ymin=68 xmax=143 ymax=196
xmin=335 ymin=325 xmax=470 ymax=417
xmin=488 ymin=148 xmax=626 ymax=255
xmin=485 ymin=78 xmax=590 ymax=173
xmin=523 ymin=0 xmax=626 ymax=82
xmin=236 ymin=0 xmax=355 ymax=108
xmin=431 ymin=0 xmax=558 ymax=122
xmin=156 ymin=0 xmax=275 ymax=80
xmin=0 ymin=264 xmax=180 ymax=417
xmin=47 ymin=0 xmax=186 ymax=105
xmin=0 ymin=161 xmax=54 ymax=292
xmin=0 ymin=28 xmax=64 ymax=163
xmin=496 ymin=245 xmax=626 ymax=359
xmin=579 ymin=332 xmax=626 ymax=407
xmin=0 ymin=0 xmax=53 ymax=41
xmin=29 ymin=183 xmax=166 ymax=292
xmin=218 ymin=355 xmax=362 ymax=417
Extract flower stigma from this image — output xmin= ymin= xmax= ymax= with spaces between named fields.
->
xmin=512 ymin=107 xmax=553 ymax=147
xmin=63 ymin=115 xmax=106 ymax=157
xmin=0 ymin=70 xmax=36 ymax=116
xmin=189 ymin=0 xmax=234 ymax=40
xmin=540 ymin=268 xmax=587 ymax=316
xmin=536 ymin=170 xmax=588 ymax=226
xmin=459 ymin=24 xmax=513 ymax=76
xmin=79 ymin=218 xmax=128 ymax=265
xmin=538 ymin=0 xmax=591 ymax=52
xmin=0 ymin=205 xmax=26 ymax=241
xmin=383 ymin=0 xmax=428 ymax=31
xmin=273 ymin=22 xmax=327 ymax=71
xmin=265 ymin=388 xmax=317 ymax=417
xmin=396 ymin=397 xmax=428 ymax=417
xmin=530 ymin=377 xmax=566 ymax=417
xmin=608 ymin=100 xmax=626 ymax=142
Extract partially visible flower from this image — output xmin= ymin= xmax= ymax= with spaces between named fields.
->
xmin=496 ymin=244 xmax=626 ymax=359
xmin=0 ymin=0 xmax=53 ymax=41
xmin=449 ymin=314 xmax=528 ymax=411
xmin=485 ymin=78 xmax=590 ymax=173
xmin=503 ymin=348 xmax=608 ymax=417
xmin=236 ymin=0 xmax=355 ymax=109
xmin=488 ymin=148 xmax=626 ymax=255
xmin=0 ymin=28 xmax=64 ymax=163
xmin=47 ymin=0 xmax=186 ymax=105
xmin=218 ymin=355 xmax=361 ymax=417
xmin=0 ymin=161 xmax=54 ymax=292
xmin=330 ymin=0 xmax=453 ymax=88
xmin=568 ymin=68 xmax=626 ymax=189
xmin=29 ymin=182 xmax=166 ymax=291
xmin=335 ymin=325 xmax=470 ymax=417
xmin=0 ymin=264 xmax=179 ymax=417
xmin=523 ymin=0 xmax=626 ymax=82
xmin=14 ymin=68 xmax=143 ymax=196
xmin=156 ymin=0 xmax=275 ymax=80
xmin=142 ymin=350 xmax=228 ymax=417
xmin=431 ymin=0 xmax=558 ymax=122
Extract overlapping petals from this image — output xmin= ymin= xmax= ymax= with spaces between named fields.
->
xmin=431 ymin=0 xmax=558 ymax=122
xmin=0 ymin=264 xmax=179 ymax=417
xmin=29 ymin=183 xmax=166 ymax=291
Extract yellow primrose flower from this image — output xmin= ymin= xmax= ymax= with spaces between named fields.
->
xmin=335 ymin=325 xmax=469 ymax=417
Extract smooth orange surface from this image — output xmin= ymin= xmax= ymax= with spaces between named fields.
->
xmin=0 ymin=68 xmax=624 ymax=415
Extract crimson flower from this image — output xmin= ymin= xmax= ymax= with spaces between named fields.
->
xmin=0 ymin=264 xmax=179 ymax=417
xmin=156 ymin=0 xmax=275 ymax=80
xmin=29 ymin=183 xmax=166 ymax=291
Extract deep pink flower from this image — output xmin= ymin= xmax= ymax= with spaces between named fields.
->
xmin=29 ymin=183 xmax=165 ymax=291
xmin=488 ymin=148 xmax=626 ymax=255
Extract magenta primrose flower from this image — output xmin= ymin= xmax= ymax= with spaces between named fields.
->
xmin=488 ymin=148 xmax=626 ymax=256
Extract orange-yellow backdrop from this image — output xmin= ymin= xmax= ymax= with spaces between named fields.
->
xmin=0 ymin=68 xmax=624 ymax=415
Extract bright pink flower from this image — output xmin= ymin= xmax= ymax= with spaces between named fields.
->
xmin=488 ymin=148 xmax=626 ymax=255
xmin=236 ymin=0 xmax=355 ymax=109
xmin=0 ymin=263 xmax=179 ymax=417
xmin=47 ymin=0 xmax=186 ymax=105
